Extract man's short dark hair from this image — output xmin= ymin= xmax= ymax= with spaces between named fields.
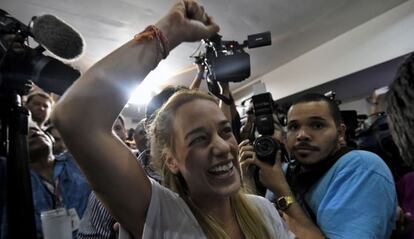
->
xmin=290 ymin=93 xmax=342 ymax=127
xmin=145 ymin=85 xmax=188 ymax=122
xmin=386 ymin=53 xmax=414 ymax=168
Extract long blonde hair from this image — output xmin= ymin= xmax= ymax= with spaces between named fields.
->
xmin=149 ymin=90 xmax=272 ymax=239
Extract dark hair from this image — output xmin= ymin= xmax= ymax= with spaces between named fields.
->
xmin=145 ymin=85 xmax=188 ymax=122
xmin=290 ymin=93 xmax=342 ymax=126
xmin=386 ymin=53 xmax=414 ymax=168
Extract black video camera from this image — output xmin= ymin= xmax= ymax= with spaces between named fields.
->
xmin=200 ymin=32 xmax=271 ymax=83
xmin=0 ymin=9 xmax=80 ymax=95
xmin=194 ymin=32 xmax=271 ymax=104
xmin=252 ymin=92 xmax=287 ymax=165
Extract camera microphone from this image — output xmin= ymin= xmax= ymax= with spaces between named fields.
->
xmin=30 ymin=14 xmax=85 ymax=61
xmin=0 ymin=10 xmax=83 ymax=95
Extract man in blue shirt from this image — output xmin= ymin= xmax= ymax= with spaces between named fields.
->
xmin=28 ymin=118 xmax=90 ymax=238
xmin=244 ymin=93 xmax=397 ymax=238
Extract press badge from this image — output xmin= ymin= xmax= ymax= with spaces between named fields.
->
xmin=40 ymin=208 xmax=80 ymax=239
xmin=68 ymin=208 xmax=80 ymax=231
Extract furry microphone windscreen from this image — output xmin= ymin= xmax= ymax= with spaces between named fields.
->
xmin=31 ymin=14 xmax=85 ymax=61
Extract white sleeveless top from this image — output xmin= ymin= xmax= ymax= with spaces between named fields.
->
xmin=142 ymin=179 xmax=295 ymax=239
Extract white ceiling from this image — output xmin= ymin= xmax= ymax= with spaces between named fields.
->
xmin=2 ymin=0 xmax=408 ymax=112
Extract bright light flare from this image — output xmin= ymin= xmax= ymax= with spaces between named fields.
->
xmin=128 ymin=79 xmax=160 ymax=105
xmin=128 ymin=68 xmax=170 ymax=105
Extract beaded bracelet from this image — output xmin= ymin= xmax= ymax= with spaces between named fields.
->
xmin=134 ymin=25 xmax=169 ymax=59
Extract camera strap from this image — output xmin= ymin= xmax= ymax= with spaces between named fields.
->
xmin=39 ymin=176 xmax=62 ymax=209
xmin=286 ymin=146 xmax=352 ymax=222
xmin=206 ymin=79 xmax=233 ymax=105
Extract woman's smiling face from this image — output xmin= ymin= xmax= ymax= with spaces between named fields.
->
xmin=168 ymin=99 xmax=241 ymax=199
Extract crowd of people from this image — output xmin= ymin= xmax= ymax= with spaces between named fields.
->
xmin=0 ymin=0 xmax=413 ymax=238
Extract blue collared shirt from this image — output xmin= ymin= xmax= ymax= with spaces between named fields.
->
xmin=31 ymin=151 xmax=91 ymax=238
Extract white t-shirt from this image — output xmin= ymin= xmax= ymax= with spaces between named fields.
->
xmin=142 ymin=179 xmax=295 ymax=239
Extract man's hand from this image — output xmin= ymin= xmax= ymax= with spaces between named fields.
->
xmin=242 ymin=147 xmax=292 ymax=198
xmin=239 ymin=140 xmax=256 ymax=181
xmin=394 ymin=206 xmax=412 ymax=236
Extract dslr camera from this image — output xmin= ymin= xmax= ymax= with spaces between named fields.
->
xmin=252 ymin=92 xmax=287 ymax=165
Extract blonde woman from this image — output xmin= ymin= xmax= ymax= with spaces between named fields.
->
xmin=53 ymin=1 xmax=295 ymax=238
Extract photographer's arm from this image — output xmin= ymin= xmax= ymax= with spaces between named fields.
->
xmin=239 ymin=140 xmax=259 ymax=194
xmin=189 ymin=64 xmax=234 ymax=122
xmin=218 ymin=82 xmax=232 ymax=121
xmin=51 ymin=1 xmax=219 ymax=237
xmin=189 ymin=63 xmax=205 ymax=90
xmin=245 ymin=153 xmax=325 ymax=239
xmin=240 ymin=111 xmax=254 ymax=141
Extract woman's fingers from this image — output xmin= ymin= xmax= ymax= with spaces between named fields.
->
xmin=159 ymin=0 xmax=219 ymax=47
xmin=181 ymin=0 xmax=219 ymax=39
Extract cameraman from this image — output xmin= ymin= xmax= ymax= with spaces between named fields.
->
xmin=25 ymin=91 xmax=53 ymax=130
xmin=241 ymin=93 xmax=397 ymax=238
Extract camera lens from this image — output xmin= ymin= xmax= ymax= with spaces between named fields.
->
xmin=254 ymin=136 xmax=278 ymax=157
xmin=256 ymin=138 xmax=272 ymax=155
xmin=253 ymin=136 xmax=279 ymax=165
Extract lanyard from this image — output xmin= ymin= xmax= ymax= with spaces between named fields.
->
xmin=41 ymin=177 xmax=62 ymax=209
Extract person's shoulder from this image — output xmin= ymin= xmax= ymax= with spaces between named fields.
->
xmin=244 ymin=194 xmax=276 ymax=214
xmin=148 ymin=177 xmax=179 ymax=199
xmin=55 ymin=151 xmax=73 ymax=163
xmin=334 ymin=150 xmax=394 ymax=181
xmin=245 ymin=193 xmax=271 ymax=204
xmin=56 ymin=151 xmax=81 ymax=168
xmin=338 ymin=150 xmax=387 ymax=169
xmin=244 ymin=194 xmax=295 ymax=239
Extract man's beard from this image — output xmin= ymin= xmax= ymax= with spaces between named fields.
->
xmin=324 ymin=137 xmax=341 ymax=161
xmin=299 ymin=136 xmax=341 ymax=168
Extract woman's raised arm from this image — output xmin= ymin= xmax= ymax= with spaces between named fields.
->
xmin=52 ymin=1 xmax=219 ymax=237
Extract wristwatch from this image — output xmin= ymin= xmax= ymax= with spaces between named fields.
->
xmin=276 ymin=196 xmax=295 ymax=211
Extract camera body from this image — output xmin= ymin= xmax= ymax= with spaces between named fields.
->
xmin=199 ymin=32 xmax=271 ymax=83
xmin=252 ymin=92 xmax=283 ymax=165
xmin=205 ymin=35 xmax=251 ymax=83
xmin=0 ymin=38 xmax=80 ymax=95
xmin=0 ymin=9 xmax=80 ymax=95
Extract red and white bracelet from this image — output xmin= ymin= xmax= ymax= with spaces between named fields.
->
xmin=134 ymin=25 xmax=169 ymax=59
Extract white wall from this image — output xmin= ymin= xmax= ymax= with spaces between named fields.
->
xmin=250 ymin=0 xmax=414 ymax=101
